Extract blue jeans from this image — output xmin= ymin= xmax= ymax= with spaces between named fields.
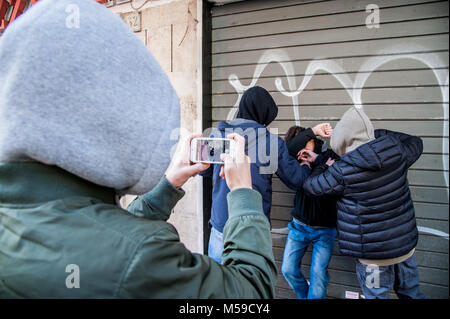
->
xmin=356 ymin=254 xmax=426 ymax=299
xmin=281 ymin=219 xmax=337 ymax=299
xmin=208 ymin=226 xmax=223 ymax=264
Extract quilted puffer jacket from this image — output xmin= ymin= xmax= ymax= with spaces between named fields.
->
xmin=303 ymin=129 xmax=423 ymax=260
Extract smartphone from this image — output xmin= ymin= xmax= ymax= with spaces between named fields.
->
xmin=190 ymin=137 xmax=236 ymax=164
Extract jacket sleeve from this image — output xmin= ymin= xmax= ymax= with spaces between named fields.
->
xmin=375 ymin=129 xmax=423 ymax=168
xmin=311 ymin=149 xmax=340 ymax=169
xmin=310 ymin=163 xmax=329 ymax=177
xmin=126 ymin=176 xmax=185 ymax=221
xmin=276 ymin=138 xmax=311 ymax=190
xmin=118 ymin=188 xmax=277 ymax=299
xmin=303 ymin=162 xmax=345 ymax=196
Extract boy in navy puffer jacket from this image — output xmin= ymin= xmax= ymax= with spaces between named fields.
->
xmin=302 ymin=107 xmax=425 ymax=299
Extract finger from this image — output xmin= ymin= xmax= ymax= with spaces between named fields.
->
xmin=221 ymin=153 xmax=236 ymax=172
xmin=226 ymin=133 xmax=244 ymax=143
xmin=197 ymin=163 xmax=210 ymax=171
xmin=186 ymin=162 xmax=210 ymax=176
xmin=226 ymin=133 xmax=246 ymax=163
xmin=181 ymin=133 xmax=203 ymax=163
xmin=221 ymin=152 xmax=235 ymax=163
xmin=226 ymin=133 xmax=245 ymax=150
xmin=183 ymin=133 xmax=203 ymax=151
xmin=219 ymin=165 xmax=225 ymax=180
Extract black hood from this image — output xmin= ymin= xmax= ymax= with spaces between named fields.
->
xmin=286 ymin=128 xmax=324 ymax=158
xmin=237 ymin=86 xmax=278 ymax=126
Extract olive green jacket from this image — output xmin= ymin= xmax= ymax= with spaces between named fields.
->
xmin=0 ymin=162 xmax=277 ymax=298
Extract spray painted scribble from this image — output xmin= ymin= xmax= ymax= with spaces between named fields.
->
xmin=227 ymin=44 xmax=449 ymax=239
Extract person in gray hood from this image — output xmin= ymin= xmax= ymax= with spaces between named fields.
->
xmin=0 ymin=0 xmax=277 ymax=298
xmin=302 ymin=107 xmax=425 ymax=299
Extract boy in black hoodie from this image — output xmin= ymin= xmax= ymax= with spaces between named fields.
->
xmin=281 ymin=125 xmax=340 ymax=299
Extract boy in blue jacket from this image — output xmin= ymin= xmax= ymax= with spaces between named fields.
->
xmin=201 ymin=86 xmax=331 ymax=264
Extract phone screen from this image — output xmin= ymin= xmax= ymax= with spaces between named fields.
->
xmin=195 ymin=139 xmax=231 ymax=163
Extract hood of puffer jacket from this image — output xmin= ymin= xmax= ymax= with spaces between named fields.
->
xmin=338 ymin=131 xmax=410 ymax=171
xmin=0 ymin=0 xmax=179 ymax=195
xmin=330 ymin=107 xmax=375 ymax=157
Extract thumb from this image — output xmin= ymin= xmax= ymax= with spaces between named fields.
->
xmin=220 ymin=153 xmax=233 ymax=163
xmin=187 ymin=163 xmax=210 ymax=175
xmin=219 ymin=165 xmax=225 ymax=180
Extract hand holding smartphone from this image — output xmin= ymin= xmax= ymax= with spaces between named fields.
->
xmin=165 ymin=134 xmax=210 ymax=189
xmin=166 ymin=134 xmax=251 ymax=191
xmin=219 ymin=134 xmax=252 ymax=191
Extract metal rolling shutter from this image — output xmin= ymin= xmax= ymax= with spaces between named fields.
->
xmin=209 ymin=0 xmax=449 ymax=298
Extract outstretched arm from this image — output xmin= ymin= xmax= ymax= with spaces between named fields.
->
xmin=303 ymin=162 xmax=345 ymax=197
xmin=276 ymin=138 xmax=311 ymax=190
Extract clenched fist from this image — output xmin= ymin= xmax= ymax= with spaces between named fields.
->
xmin=312 ymin=122 xmax=333 ymax=138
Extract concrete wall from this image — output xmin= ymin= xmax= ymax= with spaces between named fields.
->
xmin=110 ymin=0 xmax=205 ymax=254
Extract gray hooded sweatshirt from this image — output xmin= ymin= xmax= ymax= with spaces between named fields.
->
xmin=0 ymin=0 xmax=278 ymax=299
xmin=0 ymin=0 xmax=179 ymax=195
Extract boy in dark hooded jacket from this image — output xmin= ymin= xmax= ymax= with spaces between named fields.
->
xmin=302 ymin=107 xmax=426 ymax=299
xmin=201 ymin=86 xmax=331 ymax=264
xmin=281 ymin=125 xmax=340 ymax=299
